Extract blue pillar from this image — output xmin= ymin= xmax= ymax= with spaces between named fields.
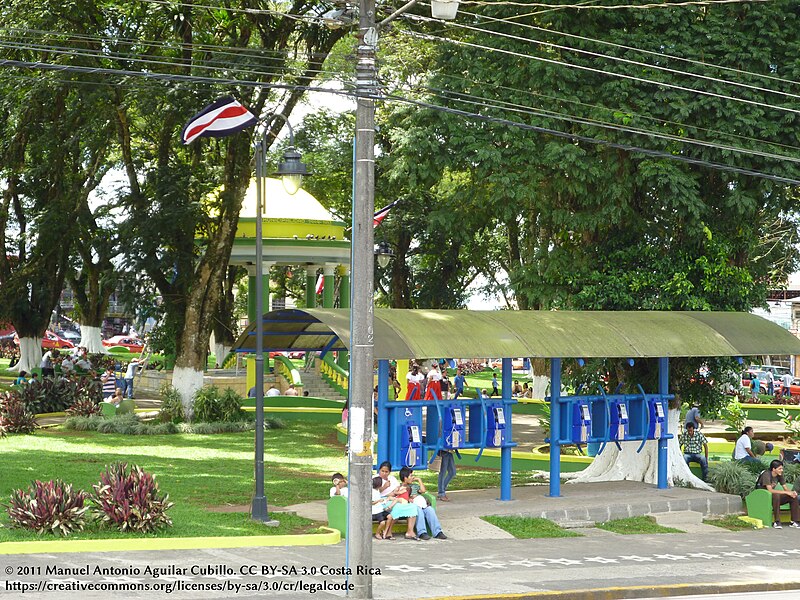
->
xmin=657 ymin=357 xmax=669 ymax=489
xmin=501 ymin=357 xmax=513 ymax=501
xmin=377 ymin=360 xmax=390 ymax=468
xmin=548 ymin=358 xmax=562 ymax=497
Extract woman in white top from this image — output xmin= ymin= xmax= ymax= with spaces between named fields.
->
xmin=377 ymin=461 xmax=400 ymax=496
xmin=406 ymin=365 xmax=424 ymax=400
xmin=425 ymin=362 xmax=443 ymax=400
xmin=734 ymin=426 xmax=760 ymax=464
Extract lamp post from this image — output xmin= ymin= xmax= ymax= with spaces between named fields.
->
xmin=252 ymin=114 xmax=308 ymax=523
xmin=349 ymin=1 xmax=459 ymax=597
xmin=375 ymin=241 xmax=394 ymax=268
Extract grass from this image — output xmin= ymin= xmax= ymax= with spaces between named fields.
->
xmin=0 ymin=418 xmax=524 ymax=542
xmin=703 ymin=515 xmax=756 ymax=531
xmin=481 ymin=516 xmax=581 ymax=538
xmin=596 ymin=516 xmax=683 ymax=535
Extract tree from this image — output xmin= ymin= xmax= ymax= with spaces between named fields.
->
xmin=380 ymin=2 xmax=800 ymax=486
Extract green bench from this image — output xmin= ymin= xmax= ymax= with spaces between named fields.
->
xmin=327 ymin=493 xmax=437 ymax=538
xmin=100 ymin=399 xmax=135 ymax=417
xmin=745 ymin=483 xmax=799 ymax=526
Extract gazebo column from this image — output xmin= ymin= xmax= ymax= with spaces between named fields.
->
xmin=337 ymin=267 xmax=351 ymax=371
xmin=501 ymin=357 xmax=513 ymax=501
xmin=323 ymin=264 xmax=336 ymax=308
xmin=305 ymin=265 xmax=318 ymax=308
xmin=247 ymin=265 xmax=271 ymax=323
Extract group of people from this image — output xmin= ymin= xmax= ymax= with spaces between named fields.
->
xmin=330 ymin=461 xmax=448 ymax=541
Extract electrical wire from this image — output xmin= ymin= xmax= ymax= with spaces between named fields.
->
xmin=398 ymin=29 xmax=800 ymax=117
xmin=403 ymin=81 xmax=800 ymax=163
xmin=453 ymin=0 xmax=772 ymax=9
xmin=381 ymin=90 xmax=800 ymax=185
xmin=406 ymin=13 xmax=800 ymax=103
xmin=448 ymin=6 xmax=800 ymax=90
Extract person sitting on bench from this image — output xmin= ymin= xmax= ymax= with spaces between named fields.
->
xmin=756 ymin=459 xmax=800 ymax=529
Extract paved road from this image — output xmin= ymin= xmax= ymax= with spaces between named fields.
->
xmin=3 ymin=527 xmax=800 ymax=599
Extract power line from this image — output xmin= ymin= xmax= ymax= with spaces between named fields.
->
xmin=399 ymin=29 xmax=800 ymax=117
xmin=450 ymin=5 xmax=800 ymax=90
xmin=454 ymin=0 xmax=772 ymax=9
xmin=405 ymin=13 xmax=800 ymax=104
xmin=384 ymin=91 xmax=800 ymax=185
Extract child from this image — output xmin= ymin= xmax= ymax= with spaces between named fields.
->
xmin=329 ymin=472 xmax=348 ymax=498
xmin=107 ymin=387 xmax=124 ymax=406
xmin=371 ymin=476 xmax=389 ymax=539
xmin=382 ymin=483 xmax=418 ymax=540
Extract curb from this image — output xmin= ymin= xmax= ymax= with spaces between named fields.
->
xmin=427 ymin=581 xmax=800 ymax=600
xmin=0 ymin=527 xmax=340 ymax=555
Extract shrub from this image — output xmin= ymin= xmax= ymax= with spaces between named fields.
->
xmin=192 ymin=386 xmax=245 ymax=423
xmin=721 ymin=400 xmax=748 ymax=433
xmin=63 ymin=415 xmax=105 ymax=431
xmin=708 ymin=460 xmax=756 ymax=497
xmin=5 ymin=480 xmax=89 ymax=536
xmin=158 ymin=383 xmax=184 ymax=424
xmin=784 ymin=463 xmax=800 ymax=485
xmin=65 ymin=396 xmax=101 ymax=418
xmin=64 ymin=414 xmax=177 ymax=435
xmin=0 ymin=390 xmax=38 ymax=434
xmin=91 ymin=463 xmax=174 ymax=532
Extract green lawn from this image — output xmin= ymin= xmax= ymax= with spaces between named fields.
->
xmin=595 ymin=516 xmax=683 ymax=535
xmin=481 ymin=516 xmax=582 ymax=538
xmin=0 ymin=418 xmax=526 ymax=542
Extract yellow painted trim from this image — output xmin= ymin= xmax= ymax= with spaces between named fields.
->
xmin=426 ymin=581 xmax=800 ymax=600
xmin=0 ymin=527 xmax=340 ymax=555
xmin=242 ymin=406 xmax=341 ymax=414
xmin=738 ymin=515 xmax=764 ymax=529
xmin=236 ymin=220 xmax=345 ymax=240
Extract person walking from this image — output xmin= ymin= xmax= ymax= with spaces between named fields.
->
xmin=123 ymin=358 xmax=139 ymax=399
xmin=491 ymin=373 xmax=499 ymax=397
xmin=453 ymin=368 xmax=467 ymax=400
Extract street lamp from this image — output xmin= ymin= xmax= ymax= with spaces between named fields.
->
xmin=252 ymin=114 xmax=308 ymax=523
xmin=349 ymin=0 xmax=460 ymax=597
xmin=374 ymin=241 xmax=394 ymax=268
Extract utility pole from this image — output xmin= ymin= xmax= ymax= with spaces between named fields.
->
xmin=348 ymin=0 xmax=378 ymax=595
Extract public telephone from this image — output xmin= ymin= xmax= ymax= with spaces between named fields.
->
xmin=648 ymin=399 xmax=666 ymax=439
xmin=486 ymin=405 xmax=506 ymax=447
xmin=443 ymin=404 xmax=465 ymax=449
xmin=402 ymin=422 xmax=423 ymax=467
xmin=571 ymin=401 xmax=592 ymax=444
xmin=610 ymin=401 xmax=629 ymax=441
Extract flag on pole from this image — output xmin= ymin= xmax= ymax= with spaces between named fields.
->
xmin=373 ymin=199 xmax=400 ymax=227
xmin=316 ymin=274 xmax=325 ymax=294
xmin=181 ymin=96 xmax=257 ymax=145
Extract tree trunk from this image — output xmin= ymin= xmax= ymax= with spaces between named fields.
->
xmin=79 ymin=325 xmax=106 ymax=354
xmin=14 ymin=337 xmax=43 ymax=373
xmin=569 ymin=409 xmax=712 ymax=490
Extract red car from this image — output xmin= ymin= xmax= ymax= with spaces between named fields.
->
xmin=102 ymin=335 xmax=145 ymax=353
xmin=13 ymin=330 xmax=75 ymax=349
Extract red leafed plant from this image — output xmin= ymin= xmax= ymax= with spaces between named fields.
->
xmin=91 ymin=462 xmax=174 ymax=532
xmin=5 ymin=480 xmax=89 ymax=536
xmin=0 ymin=390 xmax=37 ymax=434
xmin=65 ymin=395 xmax=101 ymax=418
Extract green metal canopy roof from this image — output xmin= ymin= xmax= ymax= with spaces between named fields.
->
xmin=232 ymin=308 xmax=800 ymax=359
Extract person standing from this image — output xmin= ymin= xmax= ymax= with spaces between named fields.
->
xmin=750 ymin=373 xmax=760 ymax=399
xmin=406 ymin=364 xmax=424 ymax=400
xmin=101 ymin=367 xmax=117 ymax=400
xmin=684 ymin=403 xmax=704 ymax=430
xmin=756 ymin=460 xmax=800 ymax=529
xmin=782 ymin=371 xmax=794 ymax=397
xmin=123 ymin=358 xmax=139 ymax=399
xmin=491 ymin=373 xmax=499 ymax=397
xmin=734 ymin=426 xmax=760 ymax=464
xmin=679 ymin=423 xmax=709 ymax=480
xmin=425 ymin=362 xmax=443 ymax=400
xmin=765 ymin=370 xmax=775 ymax=396
xmin=40 ymin=349 xmax=59 ymax=378
xmin=453 ymin=368 xmax=467 ymax=400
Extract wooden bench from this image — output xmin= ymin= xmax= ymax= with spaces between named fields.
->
xmin=327 ymin=493 xmax=437 ymax=538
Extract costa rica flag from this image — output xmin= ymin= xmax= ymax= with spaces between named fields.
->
xmin=181 ymin=96 xmax=257 ymax=145
xmin=374 ymin=199 xmax=400 ymax=227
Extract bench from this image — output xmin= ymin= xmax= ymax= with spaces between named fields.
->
xmin=745 ymin=485 xmax=797 ymax=525
xmin=327 ymin=493 xmax=437 ymax=538
xmin=100 ymin=399 xmax=136 ymax=418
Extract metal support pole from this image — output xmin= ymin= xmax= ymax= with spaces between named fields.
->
xmin=347 ymin=0 xmax=377 ymax=595
xmin=251 ymin=137 xmax=269 ymax=522
xmin=657 ymin=357 xmax=669 ymax=489
xmin=500 ymin=357 xmax=512 ymax=501
xmin=548 ymin=358 xmax=562 ymax=498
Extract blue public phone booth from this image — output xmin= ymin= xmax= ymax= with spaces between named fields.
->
xmin=442 ymin=403 xmax=466 ymax=449
xmin=486 ymin=404 xmax=506 ymax=447
xmin=609 ymin=401 xmax=629 ymax=442
xmin=389 ymin=405 xmax=425 ymax=469
xmin=571 ymin=401 xmax=592 ymax=444
xmin=648 ymin=399 xmax=667 ymax=439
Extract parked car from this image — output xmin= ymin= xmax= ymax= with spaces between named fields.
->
xmin=102 ymin=335 xmax=145 ymax=353
xmin=758 ymin=365 xmax=792 ymax=378
xmin=57 ymin=329 xmax=82 ymax=344
xmin=741 ymin=370 xmax=770 ymax=394
xmin=13 ymin=330 xmax=75 ymax=349
xmin=287 ymin=351 xmax=305 ymax=359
